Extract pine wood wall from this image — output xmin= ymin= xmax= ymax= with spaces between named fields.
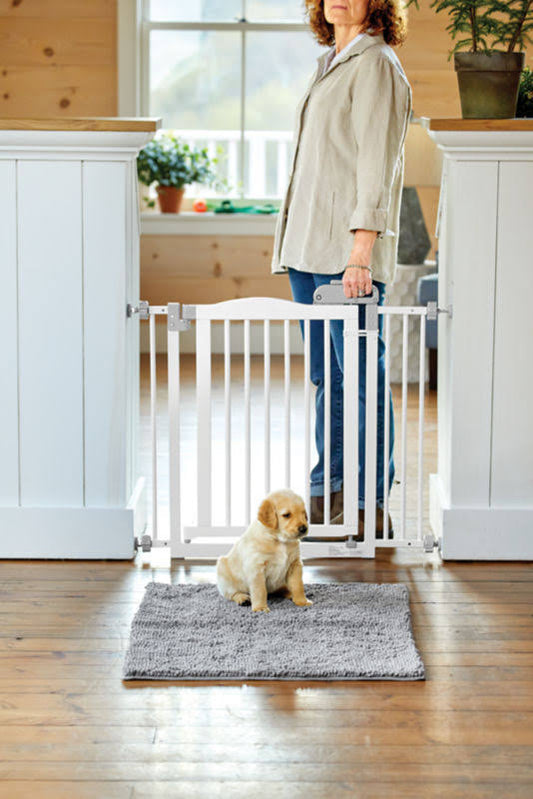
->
xmin=0 ymin=0 xmax=116 ymax=117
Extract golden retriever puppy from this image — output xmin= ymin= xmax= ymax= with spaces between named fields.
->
xmin=216 ymin=489 xmax=313 ymax=613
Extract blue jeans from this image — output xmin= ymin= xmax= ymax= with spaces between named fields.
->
xmin=288 ymin=268 xmax=395 ymax=509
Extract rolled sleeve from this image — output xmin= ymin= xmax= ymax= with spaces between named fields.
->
xmin=349 ymin=54 xmax=412 ymax=239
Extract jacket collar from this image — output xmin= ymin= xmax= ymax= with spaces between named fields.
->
xmin=315 ymin=30 xmax=384 ymax=74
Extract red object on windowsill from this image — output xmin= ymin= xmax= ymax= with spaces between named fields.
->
xmin=192 ymin=198 xmax=208 ymax=213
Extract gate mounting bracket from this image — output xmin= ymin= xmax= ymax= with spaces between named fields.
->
xmin=134 ymin=534 xmax=152 ymax=552
xmin=127 ymin=300 xmax=149 ymax=320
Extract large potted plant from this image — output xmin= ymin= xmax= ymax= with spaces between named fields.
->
xmin=406 ymin=0 xmax=533 ymax=118
xmin=137 ymin=131 xmax=228 ymax=212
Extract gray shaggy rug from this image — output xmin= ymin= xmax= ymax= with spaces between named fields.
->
xmin=123 ymin=582 xmax=425 ymax=681
xmin=123 ymin=582 xmax=425 ymax=680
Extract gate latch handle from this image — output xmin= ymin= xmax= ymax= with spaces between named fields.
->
xmin=313 ymin=281 xmax=379 ymax=306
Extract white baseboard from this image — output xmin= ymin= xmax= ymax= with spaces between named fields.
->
xmin=430 ymin=473 xmax=533 ymax=560
xmin=0 ymin=478 xmax=146 ymax=559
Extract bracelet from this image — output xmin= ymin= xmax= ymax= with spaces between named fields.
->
xmin=345 ymin=263 xmax=372 ymax=274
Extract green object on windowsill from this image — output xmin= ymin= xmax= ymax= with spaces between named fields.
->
xmin=209 ymin=200 xmax=278 ymax=214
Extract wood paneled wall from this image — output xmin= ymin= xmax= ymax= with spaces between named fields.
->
xmin=140 ymin=234 xmax=293 ymax=307
xmin=0 ymin=0 xmax=116 ymax=117
xmin=1 ymin=1 xmax=530 ymax=123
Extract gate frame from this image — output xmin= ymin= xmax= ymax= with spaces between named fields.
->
xmin=133 ymin=291 xmax=450 ymax=559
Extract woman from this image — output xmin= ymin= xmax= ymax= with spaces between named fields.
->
xmin=271 ymin=0 xmax=412 ymax=535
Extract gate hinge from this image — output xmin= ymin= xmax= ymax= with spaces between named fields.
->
xmin=168 ymin=302 xmax=191 ymax=332
xmin=127 ymin=300 xmax=150 ymax=320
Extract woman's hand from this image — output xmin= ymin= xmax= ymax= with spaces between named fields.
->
xmin=342 ymin=229 xmax=377 ymax=298
xmin=343 ymin=265 xmax=372 ymax=298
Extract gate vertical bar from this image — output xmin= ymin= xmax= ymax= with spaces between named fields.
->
xmin=400 ymin=314 xmax=408 ymax=541
xmin=383 ymin=313 xmax=391 ymax=539
xmin=354 ymin=307 xmax=360 ymax=532
xmin=417 ymin=313 xmax=426 ymax=541
xmin=224 ymin=319 xmax=231 ymax=527
xmin=284 ymin=320 xmax=291 ymax=487
xmin=343 ymin=309 xmax=358 ymax=532
xmin=196 ymin=319 xmax=212 ymax=529
xmin=149 ymin=312 xmax=158 ymax=542
xmin=244 ymin=319 xmax=251 ymax=525
xmin=303 ymin=319 xmax=311 ymax=516
xmin=168 ymin=303 xmax=182 ymax=553
xmin=364 ymin=303 xmax=378 ymax=549
xmin=264 ymin=320 xmax=271 ymax=495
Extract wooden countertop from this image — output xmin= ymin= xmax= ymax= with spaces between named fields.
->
xmin=0 ymin=117 xmax=163 ymax=132
xmin=421 ymin=117 xmax=533 ymax=131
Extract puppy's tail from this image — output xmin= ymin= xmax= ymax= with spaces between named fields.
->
xmin=215 ymin=555 xmax=231 ymax=598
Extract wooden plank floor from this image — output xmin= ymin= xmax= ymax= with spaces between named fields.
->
xmin=1 ymin=358 xmax=532 ymax=798
xmin=1 ymin=556 xmax=533 ymax=798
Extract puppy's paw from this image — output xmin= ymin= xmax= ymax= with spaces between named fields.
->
xmin=293 ymin=597 xmax=313 ymax=607
xmin=252 ymin=604 xmax=270 ymax=613
xmin=232 ymin=592 xmax=251 ymax=606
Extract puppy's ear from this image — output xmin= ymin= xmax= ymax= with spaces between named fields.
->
xmin=258 ymin=498 xmax=278 ymax=530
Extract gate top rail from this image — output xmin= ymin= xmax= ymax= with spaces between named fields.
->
xmin=183 ymin=297 xmax=371 ymax=321
xmin=129 ymin=297 xmax=451 ymax=321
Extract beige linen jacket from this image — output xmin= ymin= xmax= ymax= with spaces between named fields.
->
xmin=271 ymin=31 xmax=412 ymax=286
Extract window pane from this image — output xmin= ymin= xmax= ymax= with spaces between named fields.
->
xmin=149 ymin=30 xmax=241 ymax=197
xmin=244 ymin=31 xmax=322 ymax=197
xmin=149 ymin=0 xmax=242 ymax=23
xmin=149 ymin=1 xmax=307 ymax=23
xmin=245 ymin=1 xmax=307 ymax=23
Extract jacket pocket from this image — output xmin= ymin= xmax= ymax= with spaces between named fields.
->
xmin=328 ymin=191 xmax=335 ymax=240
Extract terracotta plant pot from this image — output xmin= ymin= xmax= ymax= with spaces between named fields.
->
xmin=156 ymin=185 xmax=185 ymax=213
xmin=454 ymin=51 xmax=525 ymax=119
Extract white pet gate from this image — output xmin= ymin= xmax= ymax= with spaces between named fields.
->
xmin=132 ymin=284 xmax=449 ymax=559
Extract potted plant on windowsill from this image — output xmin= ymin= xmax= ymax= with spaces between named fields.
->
xmin=406 ymin=0 xmax=533 ymax=118
xmin=137 ymin=131 xmax=229 ymax=213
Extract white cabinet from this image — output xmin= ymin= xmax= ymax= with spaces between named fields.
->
xmin=0 ymin=120 xmax=160 ymax=558
xmin=424 ymin=120 xmax=533 ymax=559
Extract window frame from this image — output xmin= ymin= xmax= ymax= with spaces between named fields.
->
xmin=117 ymin=0 xmax=312 ymax=200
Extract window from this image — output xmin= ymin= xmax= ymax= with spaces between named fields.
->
xmin=125 ymin=1 xmax=324 ymax=200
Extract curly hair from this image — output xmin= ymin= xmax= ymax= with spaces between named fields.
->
xmin=304 ymin=1 xmax=408 ymax=48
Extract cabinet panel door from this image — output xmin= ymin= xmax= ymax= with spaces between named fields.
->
xmin=83 ymin=161 xmax=128 ymax=507
xmin=0 ymin=161 xmax=19 ymax=505
xmin=447 ymin=160 xmax=498 ymax=506
xmin=18 ymin=160 xmax=84 ymax=506
xmin=491 ymin=161 xmax=533 ymax=505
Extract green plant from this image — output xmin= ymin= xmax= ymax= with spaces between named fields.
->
xmin=517 ymin=65 xmax=533 ymax=115
xmin=405 ymin=1 xmax=533 ymax=59
xmin=137 ymin=131 xmax=230 ymax=193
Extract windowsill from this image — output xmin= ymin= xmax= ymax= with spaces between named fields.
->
xmin=140 ymin=210 xmax=279 ymax=236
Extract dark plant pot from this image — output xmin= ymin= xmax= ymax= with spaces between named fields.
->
xmin=454 ymin=51 xmax=525 ymax=119
xmin=156 ymin=185 xmax=185 ymax=213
